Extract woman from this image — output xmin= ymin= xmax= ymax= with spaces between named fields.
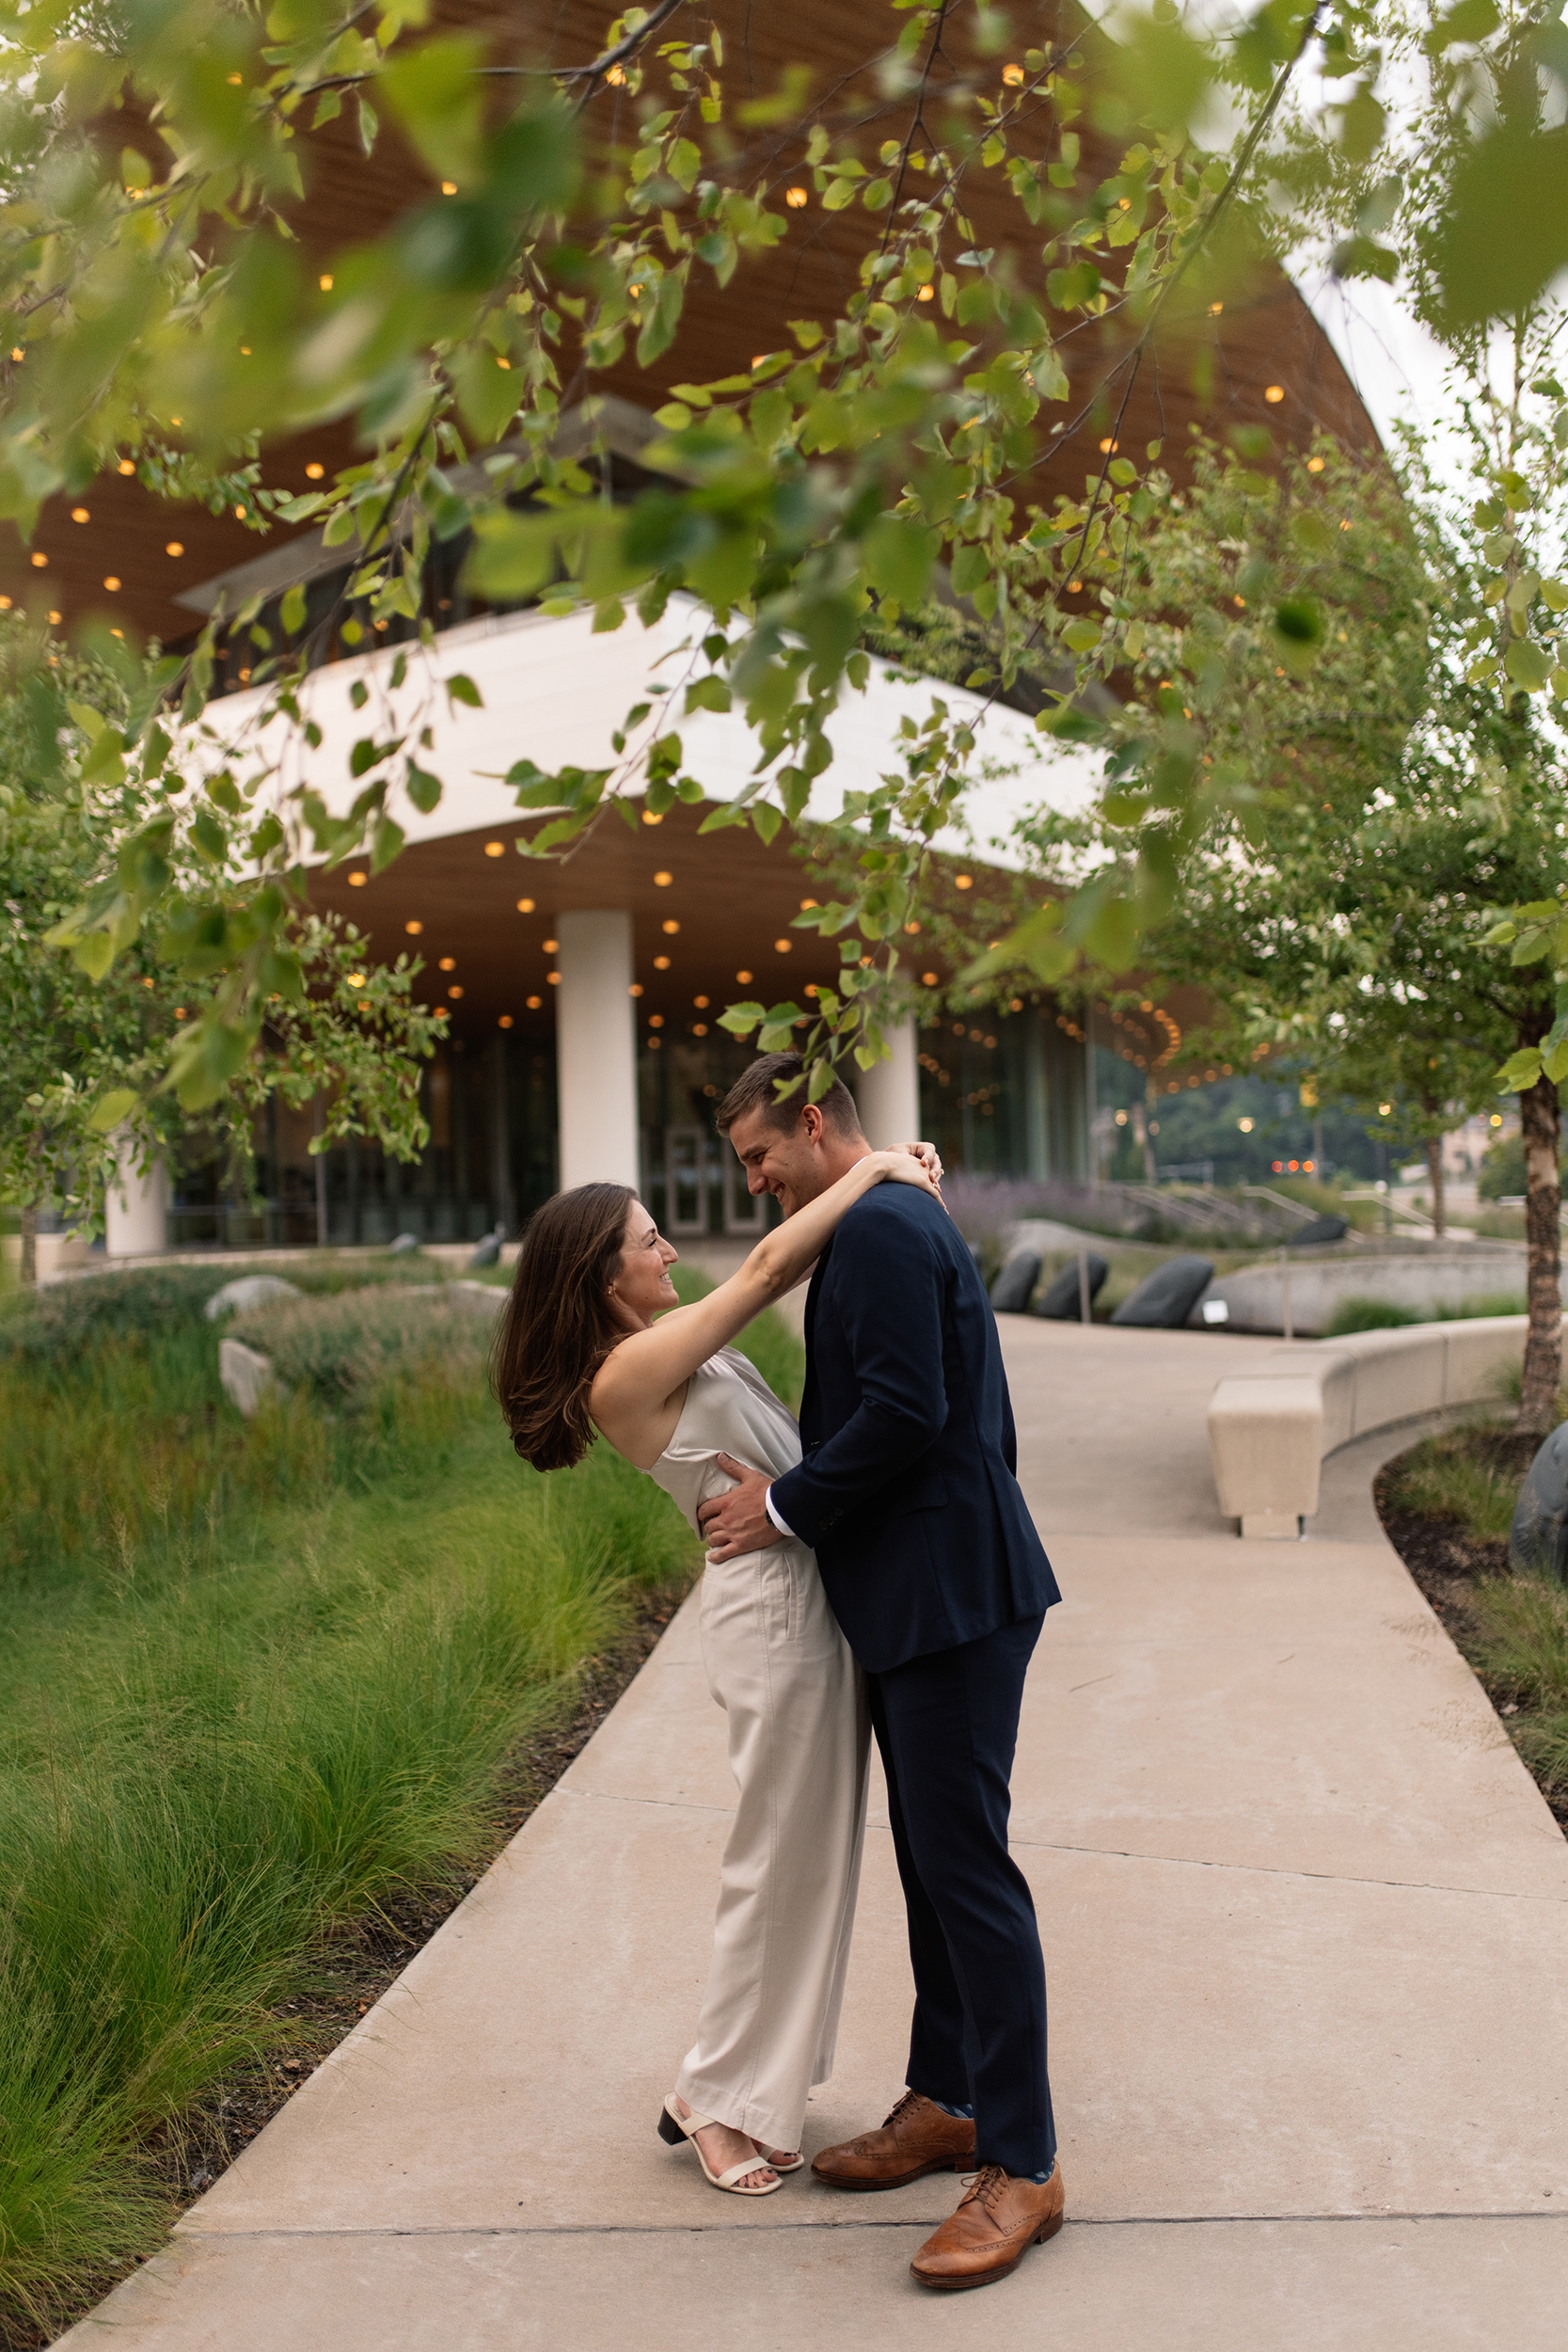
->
xmin=492 ymin=1146 xmax=941 ymax=2197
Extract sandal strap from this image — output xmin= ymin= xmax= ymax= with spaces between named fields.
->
xmin=713 ymin=2157 xmax=776 ymax=2189
xmin=664 ymin=2095 xmax=717 ymax=2140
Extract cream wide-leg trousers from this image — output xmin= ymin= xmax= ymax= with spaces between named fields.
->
xmin=675 ymin=1534 xmax=871 ymax=2152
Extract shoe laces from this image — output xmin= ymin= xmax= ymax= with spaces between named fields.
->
xmin=958 ymin=2164 xmax=1009 ymax=2216
xmin=881 ymin=2089 xmax=925 ymax=2129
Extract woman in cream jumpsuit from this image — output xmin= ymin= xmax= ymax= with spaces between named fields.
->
xmin=492 ymin=1146 xmax=941 ymax=2197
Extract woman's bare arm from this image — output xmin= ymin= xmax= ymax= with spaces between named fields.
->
xmin=591 ymin=1150 xmax=939 ymax=1464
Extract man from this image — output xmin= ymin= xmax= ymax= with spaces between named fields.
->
xmin=698 ymin=1051 xmax=1064 ymax=2292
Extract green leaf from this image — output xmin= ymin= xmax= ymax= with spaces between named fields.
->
xmin=406 ymin=762 xmax=442 ymax=814
xmin=638 ymin=267 xmax=687 ymax=369
xmin=863 ymin=515 xmax=937 ymax=608
xmin=88 ymin=1089 xmax=139 ymax=1134
xmin=1504 ymin=638 xmax=1552 ymax=691
xmin=380 ymin=34 xmax=484 ymax=183
xmin=79 ymin=727 xmax=127 ymax=787
xmin=752 ymin=802 xmax=782 ymax=846
xmin=465 ymin=510 xmax=560 ymax=601
xmin=71 ymin=931 xmax=116 ymax=981
xmin=446 ymin=673 xmax=483 ymax=709
xmin=950 ymin=543 xmax=990 ymax=598
xmin=1425 ymin=0 xmax=1501 ymax=51
xmin=371 ymin=815 xmax=405 ymax=871
xmin=1497 ymin=1048 xmax=1545 ymax=1093
xmin=719 ymin=1000 xmax=765 ymax=1033
xmin=684 ymin=675 xmax=733 ymax=714
xmin=280 ymin=580 xmax=307 ymax=636
xmin=1437 ymin=118 xmax=1568 ymax=328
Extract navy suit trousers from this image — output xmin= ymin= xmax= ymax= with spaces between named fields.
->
xmin=867 ymin=1613 xmax=1055 ymax=2180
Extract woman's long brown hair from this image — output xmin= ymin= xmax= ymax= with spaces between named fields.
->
xmin=490 ymin=1183 xmax=637 ymax=1470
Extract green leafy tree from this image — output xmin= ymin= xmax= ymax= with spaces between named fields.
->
xmin=0 ymin=0 xmax=1399 ymax=1117
xmin=1006 ymin=425 xmax=1568 ymax=1426
xmin=0 ymin=621 xmax=443 ymax=1282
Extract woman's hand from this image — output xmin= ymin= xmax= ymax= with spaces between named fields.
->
xmin=868 ymin=1148 xmax=943 ymax=1196
xmin=902 ymin=1140 xmax=944 ymax=1187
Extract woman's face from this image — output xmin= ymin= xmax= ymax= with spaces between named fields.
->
xmin=608 ymin=1200 xmax=679 ymax=1331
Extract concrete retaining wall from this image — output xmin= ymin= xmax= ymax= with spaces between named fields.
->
xmin=1207 ymin=1314 xmax=1535 ymax=1537
xmin=1201 ymin=1249 xmax=1527 ymax=1336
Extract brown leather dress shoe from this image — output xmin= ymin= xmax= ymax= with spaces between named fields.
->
xmin=810 ymin=2090 xmax=975 ymax=2191
xmin=910 ymin=2161 xmax=1066 ymax=2290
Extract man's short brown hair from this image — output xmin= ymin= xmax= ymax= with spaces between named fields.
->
xmin=716 ymin=1052 xmax=863 ymax=1139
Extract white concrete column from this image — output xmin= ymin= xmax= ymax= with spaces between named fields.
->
xmin=555 ymin=909 xmax=641 ymax=1192
xmin=855 ymin=1015 xmax=922 ymax=1146
xmin=105 ymin=1133 xmax=170 ymax=1257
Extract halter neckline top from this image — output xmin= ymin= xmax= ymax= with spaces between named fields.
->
xmin=641 ymin=1347 xmax=803 ymax=1537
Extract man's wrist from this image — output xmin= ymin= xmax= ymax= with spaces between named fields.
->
xmin=764 ymin=1486 xmax=798 ymax=1542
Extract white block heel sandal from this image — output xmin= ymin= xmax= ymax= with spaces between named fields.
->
xmin=657 ymin=2094 xmax=784 ymax=2195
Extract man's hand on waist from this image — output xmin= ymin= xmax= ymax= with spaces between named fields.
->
xmin=697 ymin=1454 xmax=784 ymax=1562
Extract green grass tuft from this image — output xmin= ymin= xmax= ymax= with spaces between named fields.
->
xmin=1381 ymin=1428 xmax=1521 ymax=1541
xmin=0 ymin=1303 xmax=697 ymax=2333
xmin=1324 ymin=1296 xmax=1420 ymax=1335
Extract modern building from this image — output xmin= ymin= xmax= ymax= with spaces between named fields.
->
xmin=4 ymin=7 xmax=1380 ymax=1252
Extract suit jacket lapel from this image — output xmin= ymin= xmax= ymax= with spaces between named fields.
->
xmin=798 ymin=1235 xmax=832 ymax=1444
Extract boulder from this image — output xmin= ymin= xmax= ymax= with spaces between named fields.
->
xmin=388 ymin=1232 xmax=420 ymax=1254
xmin=1509 ymin=1422 xmax=1568 ymax=1579
xmin=203 ymin=1273 xmax=303 ymax=1323
xmin=990 ymin=1250 xmax=1042 ymax=1315
xmin=1292 ymin=1214 xmax=1350 ymax=1247
xmin=467 ymin=1228 xmax=504 ymax=1270
xmin=219 ymin=1337 xmax=282 ymax=1417
xmin=1035 ymin=1253 xmax=1109 ymax=1321
xmin=1110 ymin=1254 xmax=1216 ymax=1329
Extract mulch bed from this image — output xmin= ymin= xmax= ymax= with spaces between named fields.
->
xmin=5 ymin=1578 xmax=693 ymax=2352
xmin=1375 ymin=1428 xmax=1568 ymax=1839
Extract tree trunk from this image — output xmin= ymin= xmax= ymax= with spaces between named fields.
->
xmin=1517 ymin=1067 xmax=1561 ymax=1435
xmin=17 ymin=1124 xmax=42 ymax=1288
xmin=1424 ymin=1132 xmax=1446 ymax=1239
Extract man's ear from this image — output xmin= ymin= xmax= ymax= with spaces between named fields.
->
xmin=800 ymin=1103 xmax=825 ymax=1146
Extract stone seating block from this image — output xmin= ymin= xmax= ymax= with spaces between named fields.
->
xmin=1207 ymin=1375 xmax=1325 ymax=1536
xmin=1110 ymin=1254 xmax=1215 ymax=1328
xmin=1440 ymin=1317 xmax=1527 ymax=1410
xmin=1035 ymin=1253 xmax=1108 ymax=1321
xmin=990 ymin=1249 xmax=1041 ymax=1315
xmin=1291 ymin=1213 xmax=1349 ymax=1245
xmin=1339 ymin=1326 xmax=1448 ymax=1433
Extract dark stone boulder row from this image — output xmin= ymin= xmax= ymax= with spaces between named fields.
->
xmin=1109 ymin=1255 xmax=1215 ymax=1329
xmin=1035 ymin=1254 xmax=1109 ymax=1322
xmin=990 ymin=1250 xmax=1042 ymax=1315
xmin=1291 ymin=1214 xmax=1350 ymax=1247
xmin=1510 ymin=1422 xmax=1568 ymax=1580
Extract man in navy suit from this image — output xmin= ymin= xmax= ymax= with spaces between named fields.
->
xmin=697 ymin=1052 xmax=1064 ymax=2292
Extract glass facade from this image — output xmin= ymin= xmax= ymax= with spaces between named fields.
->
xmin=915 ymin=1001 xmax=1090 ymax=1183
xmin=166 ymin=1001 xmax=1090 ymax=1248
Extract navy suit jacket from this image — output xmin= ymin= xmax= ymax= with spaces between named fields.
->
xmin=768 ymin=1185 xmax=1059 ymax=1673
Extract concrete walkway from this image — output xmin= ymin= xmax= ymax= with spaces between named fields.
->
xmin=61 ymin=1325 xmax=1568 ymax=2349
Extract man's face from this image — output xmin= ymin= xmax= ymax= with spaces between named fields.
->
xmin=726 ymin=1104 xmax=834 ymax=1218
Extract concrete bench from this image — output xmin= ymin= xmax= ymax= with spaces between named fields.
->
xmin=1207 ymin=1314 xmax=1535 ymax=1538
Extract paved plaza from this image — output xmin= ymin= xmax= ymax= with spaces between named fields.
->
xmin=60 ymin=1324 xmax=1568 ymax=2351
